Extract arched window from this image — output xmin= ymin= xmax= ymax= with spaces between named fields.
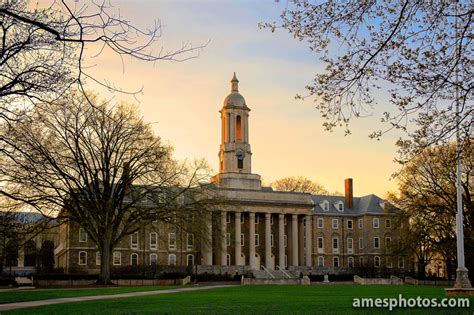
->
xmin=24 ymin=240 xmax=37 ymax=267
xmin=374 ymin=256 xmax=381 ymax=268
xmin=78 ymin=251 xmax=87 ymax=265
xmin=150 ymin=254 xmax=157 ymax=265
xmin=348 ymin=257 xmax=354 ymax=268
xmin=5 ymin=240 xmax=19 ymax=267
xmin=237 ymin=152 xmax=244 ymax=169
xmin=168 ymin=254 xmax=176 ymax=266
xmin=318 ymin=256 xmax=324 ymax=267
xmin=236 ymin=115 xmax=242 ymax=141
xmin=131 ymin=253 xmax=138 ymax=266
xmin=187 ymin=254 xmax=194 ymax=266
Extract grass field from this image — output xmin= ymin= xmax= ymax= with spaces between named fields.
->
xmin=2 ymin=284 xmax=473 ymax=314
xmin=0 ymin=285 xmax=181 ymax=304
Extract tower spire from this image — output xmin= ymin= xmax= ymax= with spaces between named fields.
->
xmin=231 ymin=72 xmax=239 ymax=92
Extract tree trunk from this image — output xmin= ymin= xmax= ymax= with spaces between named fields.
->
xmin=97 ymin=240 xmax=113 ymax=285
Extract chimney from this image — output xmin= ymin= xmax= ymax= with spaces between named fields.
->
xmin=345 ymin=178 xmax=353 ymax=209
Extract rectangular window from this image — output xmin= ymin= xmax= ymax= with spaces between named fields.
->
xmin=79 ymin=251 xmax=87 ymax=265
xmin=399 ymin=257 xmax=405 ymax=269
xmin=169 ymin=232 xmax=176 ymax=250
xmin=358 ymin=218 xmax=363 ymax=229
xmin=131 ymin=232 xmax=138 ymax=249
xmin=270 ymin=234 xmax=274 ymax=247
xmin=113 ymin=252 xmax=121 ymax=265
xmin=347 ymin=220 xmax=353 ymax=229
xmin=150 ymin=232 xmax=158 ymax=250
xmin=240 ymin=213 xmax=244 ymax=224
xmin=332 ymin=237 xmax=339 ymax=252
xmin=347 ymin=238 xmax=353 ymax=253
xmin=359 ymin=237 xmax=364 ymax=249
xmin=255 ymin=234 xmax=259 ymax=247
xmin=96 ymin=251 xmax=101 ymax=266
xmin=317 ymin=218 xmax=324 ymax=228
xmin=373 ymin=218 xmax=380 ymax=228
xmin=374 ymin=237 xmax=380 ymax=249
xmin=226 ymin=254 xmax=231 ymax=266
xmin=241 ymin=233 xmax=244 ymax=246
xmin=131 ymin=254 xmax=138 ymax=266
xmin=317 ymin=237 xmax=324 ymax=249
xmin=284 ymin=235 xmax=287 ymax=247
xmin=332 ymin=219 xmax=338 ymax=229
xmin=385 ymin=219 xmax=391 ymax=228
xmin=226 ymin=212 xmax=231 ymax=223
xmin=333 ymin=257 xmax=339 ymax=267
xmin=226 ymin=233 xmax=231 ymax=246
xmin=270 ymin=215 xmax=274 ymax=225
xmin=187 ymin=233 xmax=194 ymax=250
xmin=385 ymin=237 xmax=391 ymax=247
xmin=255 ymin=214 xmax=259 ymax=224
xmin=79 ymin=228 xmax=87 ymax=242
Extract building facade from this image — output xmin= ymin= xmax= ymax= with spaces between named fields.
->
xmin=55 ymin=74 xmax=409 ymax=275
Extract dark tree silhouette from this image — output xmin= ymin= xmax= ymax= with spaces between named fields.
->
xmin=0 ymin=91 xmax=216 ymax=284
xmin=262 ymin=1 xmax=472 ymax=159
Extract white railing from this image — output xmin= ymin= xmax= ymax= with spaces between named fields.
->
xmin=260 ymin=265 xmax=275 ymax=279
xmin=276 ymin=265 xmax=292 ymax=279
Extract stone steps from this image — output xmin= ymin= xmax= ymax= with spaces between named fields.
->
xmin=15 ymin=277 xmax=33 ymax=286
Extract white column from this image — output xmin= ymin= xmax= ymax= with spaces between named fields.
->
xmin=278 ymin=214 xmax=285 ymax=268
xmin=305 ymin=215 xmax=312 ymax=267
xmin=249 ymin=212 xmax=256 ymax=269
xmin=202 ymin=213 xmax=213 ymax=265
xmin=299 ymin=217 xmax=305 ymax=264
xmin=292 ymin=214 xmax=299 ymax=266
xmin=220 ymin=211 xmax=227 ymax=266
xmin=245 ymin=113 xmax=249 ymax=143
xmin=18 ymin=249 xmax=25 ymax=267
xmin=235 ymin=211 xmax=242 ymax=265
xmin=265 ymin=213 xmax=273 ymax=269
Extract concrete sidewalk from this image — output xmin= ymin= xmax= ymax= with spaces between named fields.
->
xmin=0 ymin=285 xmax=236 ymax=311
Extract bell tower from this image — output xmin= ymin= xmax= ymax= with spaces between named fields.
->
xmin=211 ymin=73 xmax=261 ymax=190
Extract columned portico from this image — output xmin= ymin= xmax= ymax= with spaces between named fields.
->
xmin=278 ymin=214 xmax=285 ymax=268
xmin=235 ymin=211 xmax=242 ymax=265
xmin=265 ymin=213 xmax=273 ymax=269
xmin=291 ymin=214 xmax=298 ymax=266
xmin=220 ymin=211 xmax=227 ymax=265
xmin=249 ymin=212 xmax=256 ymax=269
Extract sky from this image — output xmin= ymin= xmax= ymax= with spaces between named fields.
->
xmin=83 ymin=0 xmax=404 ymax=197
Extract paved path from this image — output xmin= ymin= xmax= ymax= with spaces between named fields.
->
xmin=0 ymin=285 xmax=236 ymax=311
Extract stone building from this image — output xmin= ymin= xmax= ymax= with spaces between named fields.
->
xmin=55 ymin=74 xmax=409 ymax=275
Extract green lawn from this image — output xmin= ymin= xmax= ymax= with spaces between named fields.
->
xmin=3 ymin=285 xmax=474 ymax=314
xmin=0 ymin=285 xmax=181 ymax=304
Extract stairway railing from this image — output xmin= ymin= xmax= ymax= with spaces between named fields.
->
xmin=260 ymin=265 xmax=275 ymax=279
xmin=276 ymin=265 xmax=292 ymax=279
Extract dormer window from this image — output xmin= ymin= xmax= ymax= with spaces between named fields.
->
xmin=320 ymin=200 xmax=329 ymax=211
xmin=335 ymin=201 xmax=344 ymax=212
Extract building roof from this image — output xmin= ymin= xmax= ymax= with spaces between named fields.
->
xmin=223 ymin=72 xmax=247 ymax=108
xmin=311 ymin=194 xmax=398 ymax=216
